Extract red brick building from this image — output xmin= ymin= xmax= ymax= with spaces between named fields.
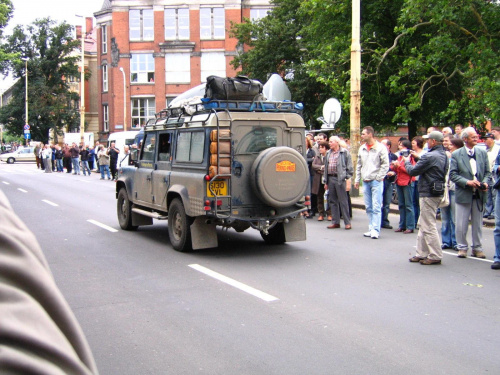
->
xmin=94 ymin=0 xmax=270 ymax=142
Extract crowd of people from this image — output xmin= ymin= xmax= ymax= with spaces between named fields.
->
xmin=32 ymin=141 xmax=132 ymax=181
xmin=305 ymin=124 xmax=500 ymax=270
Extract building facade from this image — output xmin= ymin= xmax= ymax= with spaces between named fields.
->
xmin=93 ymin=0 xmax=270 ymax=142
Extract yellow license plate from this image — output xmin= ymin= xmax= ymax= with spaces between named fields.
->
xmin=207 ymin=180 xmax=227 ymax=197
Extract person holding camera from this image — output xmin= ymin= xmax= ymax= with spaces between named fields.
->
xmin=404 ymin=131 xmax=448 ymax=265
xmin=449 ymin=127 xmax=490 ymax=259
xmin=391 ymin=140 xmax=416 ymax=233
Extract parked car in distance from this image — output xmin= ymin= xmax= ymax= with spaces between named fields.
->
xmin=0 ymin=147 xmax=36 ymax=164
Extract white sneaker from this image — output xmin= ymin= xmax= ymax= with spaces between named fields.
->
xmin=371 ymin=230 xmax=379 ymax=239
xmin=363 ymin=231 xmax=371 ymax=237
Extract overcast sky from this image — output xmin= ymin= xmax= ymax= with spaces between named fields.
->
xmin=1 ymin=0 xmax=104 ymax=89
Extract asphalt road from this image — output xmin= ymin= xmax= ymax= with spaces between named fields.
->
xmin=1 ymin=162 xmax=499 ymax=375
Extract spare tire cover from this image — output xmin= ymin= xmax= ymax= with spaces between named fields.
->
xmin=250 ymin=146 xmax=309 ymax=208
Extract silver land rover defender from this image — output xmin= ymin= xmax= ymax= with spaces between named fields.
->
xmin=116 ymin=96 xmax=310 ymax=252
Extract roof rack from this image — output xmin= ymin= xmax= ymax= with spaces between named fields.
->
xmin=147 ymin=98 xmax=304 ymax=131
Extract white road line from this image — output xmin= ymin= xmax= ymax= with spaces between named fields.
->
xmin=442 ymin=250 xmax=494 ymax=263
xmin=189 ymin=264 xmax=279 ymax=302
xmin=17 ymin=188 xmax=27 ymax=193
xmin=2 ymin=181 xmax=9 ymax=185
xmin=87 ymin=219 xmax=118 ymax=233
xmin=42 ymin=199 xmax=59 ymax=207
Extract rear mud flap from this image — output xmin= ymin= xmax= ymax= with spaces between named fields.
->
xmin=191 ymin=217 xmax=218 ymax=250
xmin=284 ymin=217 xmax=306 ymax=242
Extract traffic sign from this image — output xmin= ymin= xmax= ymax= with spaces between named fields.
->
xmin=24 ymin=129 xmax=30 ymax=134
xmin=24 ymin=124 xmax=30 ymax=130
xmin=24 ymin=133 xmax=31 ymax=140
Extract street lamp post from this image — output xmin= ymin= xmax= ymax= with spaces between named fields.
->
xmin=22 ymin=57 xmax=29 ymax=146
xmin=119 ymin=67 xmax=127 ymax=132
xmin=350 ymin=0 xmax=361 ymax=196
xmin=76 ymin=15 xmax=85 ymax=144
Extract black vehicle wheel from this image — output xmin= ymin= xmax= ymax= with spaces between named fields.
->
xmin=7 ymin=157 xmax=15 ymax=164
xmin=167 ymin=198 xmax=192 ymax=252
xmin=117 ymin=188 xmax=138 ymax=231
xmin=261 ymin=222 xmax=286 ymax=245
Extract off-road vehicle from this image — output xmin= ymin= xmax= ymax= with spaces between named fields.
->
xmin=116 ymin=95 xmax=310 ymax=252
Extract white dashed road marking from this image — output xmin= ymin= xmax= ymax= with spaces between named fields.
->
xmin=2 ymin=181 xmax=9 ymax=185
xmin=189 ymin=264 xmax=279 ymax=302
xmin=17 ymin=188 xmax=27 ymax=193
xmin=87 ymin=219 xmax=118 ymax=233
xmin=443 ymin=250 xmax=493 ymax=263
xmin=42 ymin=199 xmax=59 ymax=207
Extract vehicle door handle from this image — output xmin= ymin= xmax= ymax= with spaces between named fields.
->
xmin=147 ymin=176 xmax=151 ymax=181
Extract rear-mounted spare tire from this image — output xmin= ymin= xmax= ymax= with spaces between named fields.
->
xmin=250 ymin=146 xmax=308 ymax=208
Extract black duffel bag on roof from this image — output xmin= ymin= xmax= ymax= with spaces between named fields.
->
xmin=205 ymin=75 xmax=263 ymax=101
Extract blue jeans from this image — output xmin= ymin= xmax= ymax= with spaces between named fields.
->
xmin=484 ymin=181 xmax=496 ymax=217
xmin=440 ymin=190 xmax=456 ymax=248
xmin=72 ymin=157 xmax=80 ymax=174
xmin=412 ymin=180 xmax=420 ymax=224
xmin=56 ymin=159 xmax=63 ymax=172
xmin=396 ymin=184 xmax=415 ymax=230
xmin=381 ymin=179 xmax=393 ymax=227
xmin=362 ymin=180 xmax=383 ymax=234
xmin=493 ymin=191 xmax=500 ymax=262
xmin=81 ymin=161 xmax=91 ymax=175
xmin=100 ymin=165 xmax=111 ymax=179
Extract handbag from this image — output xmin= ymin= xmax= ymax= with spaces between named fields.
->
xmin=438 ymin=172 xmax=450 ymax=208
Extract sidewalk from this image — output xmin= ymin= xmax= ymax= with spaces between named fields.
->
xmin=349 ymin=195 xmax=495 ymax=227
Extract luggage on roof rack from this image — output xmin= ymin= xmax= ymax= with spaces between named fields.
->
xmin=205 ymin=75 xmax=263 ymax=101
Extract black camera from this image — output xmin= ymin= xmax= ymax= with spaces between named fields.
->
xmin=480 ymin=182 xmax=488 ymax=190
xmin=400 ymin=150 xmax=410 ymax=157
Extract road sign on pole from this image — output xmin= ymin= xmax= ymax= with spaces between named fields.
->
xmin=24 ymin=124 xmax=30 ymax=130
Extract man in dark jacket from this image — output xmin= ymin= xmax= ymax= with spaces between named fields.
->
xmin=323 ymin=136 xmax=353 ymax=230
xmin=404 ymin=131 xmax=448 ymax=265
xmin=108 ymin=142 xmax=120 ymax=181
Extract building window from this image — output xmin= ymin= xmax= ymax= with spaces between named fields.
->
xmin=103 ymin=105 xmax=109 ymax=132
xmin=101 ymin=25 xmax=107 ymax=53
xmin=129 ymin=9 xmax=154 ymax=41
xmin=131 ymin=54 xmax=155 ymax=83
xmin=200 ymin=8 xmax=225 ymax=40
xmin=165 ymin=53 xmax=190 ymax=83
xmin=131 ymin=98 xmax=156 ymax=128
xmin=165 ymin=8 xmax=189 ymax=40
xmin=200 ymin=52 xmax=226 ymax=82
xmin=250 ymin=8 xmax=270 ymax=21
xmin=102 ymin=64 xmax=108 ymax=92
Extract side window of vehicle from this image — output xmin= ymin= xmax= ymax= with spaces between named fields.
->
xmin=175 ymin=130 xmax=205 ymax=163
xmin=141 ymin=133 xmax=156 ymax=161
xmin=157 ymin=133 xmax=171 ymax=162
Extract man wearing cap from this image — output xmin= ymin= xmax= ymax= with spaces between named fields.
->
xmin=449 ymin=127 xmax=490 ymax=259
xmin=482 ymin=132 xmax=500 ymax=219
xmin=404 ymin=131 xmax=448 ymax=265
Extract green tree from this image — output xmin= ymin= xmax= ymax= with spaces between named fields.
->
xmin=0 ymin=18 xmax=81 ymax=142
xmin=230 ymin=0 xmax=330 ymax=128
xmin=379 ymin=0 xmax=500 ymax=132
xmin=231 ymin=0 xmax=499 ymax=136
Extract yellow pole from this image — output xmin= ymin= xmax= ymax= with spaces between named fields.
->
xmin=350 ymin=0 xmax=361 ymax=196
xmin=23 ymin=58 xmax=29 ymax=146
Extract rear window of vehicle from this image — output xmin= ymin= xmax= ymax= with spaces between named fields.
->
xmin=175 ymin=130 xmax=205 ymax=163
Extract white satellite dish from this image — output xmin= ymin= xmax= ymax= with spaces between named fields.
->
xmin=319 ymin=98 xmax=341 ymax=129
